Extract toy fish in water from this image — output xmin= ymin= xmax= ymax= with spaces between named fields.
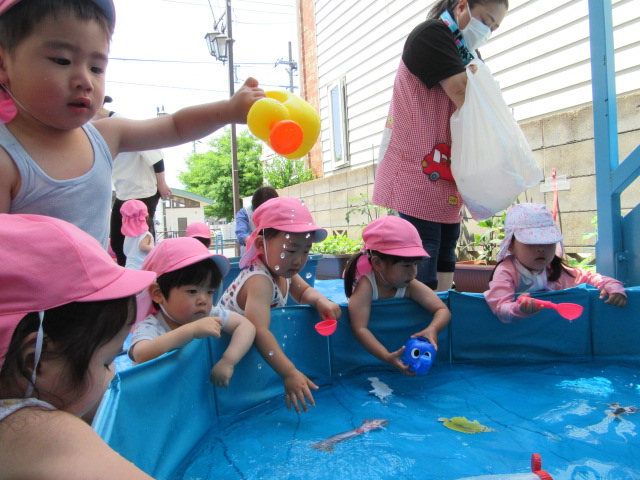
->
xmin=368 ymin=377 xmax=393 ymax=403
xmin=438 ymin=416 xmax=495 ymax=434
xmin=608 ymin=402 xmax=637 ymax=418
xmin=310 ymin=418 xmax=389 ymax=453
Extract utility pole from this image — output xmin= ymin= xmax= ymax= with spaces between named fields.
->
xmin=225 ymin=0 xmax=241 ymax=256
xmin=275 ymin=41 xmax=298 ymax=93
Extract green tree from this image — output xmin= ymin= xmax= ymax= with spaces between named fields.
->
xmin=263 ymin=155 xmax=314 ymax=189
xmin=178 ymin=129 xmax=263 ymax=221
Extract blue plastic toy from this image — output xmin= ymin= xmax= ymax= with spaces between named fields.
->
xmin=401 ymin=337 xmax=436 ymax=375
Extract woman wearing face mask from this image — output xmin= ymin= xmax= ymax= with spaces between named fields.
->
xmin=372 ymin=0 xmax=509 ymax=292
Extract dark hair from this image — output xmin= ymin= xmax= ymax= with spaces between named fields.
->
xmin=155 ymin=259 xmax=223 ymax=308
xmin=343 ymin=250 xmax=424 ymax=298
xmin=489 ymin=254 xmax=576 ymax=282
xmin=0 ymin=0 xmax=113 ymax=52
xmin=0 ymin=296 xmax=134 ymax=402
xmin=427 ymin=0 xmax=509 ymax=19
xmin=193 ymin=236 xmax=212 ymax=249
xmin=251 ymin=186 xmax=279 ymax=211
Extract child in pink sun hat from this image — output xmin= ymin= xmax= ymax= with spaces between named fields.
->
xmin=343 ymin=215 xmax=450 ymax=374
xmin=485 ymin=203 xmax=627 ymax=323
xmin=129 ymin=237 xmax=255 ymax=387
xmin=121 ymin=199 xmax=154 ymax=269
xmin=0 ymin=213 xmax=156 ymax=479
xmin=186 ymin=221 xmax=212 ymax=248
xmin=219 ymin=197 xmax=341 ymax=414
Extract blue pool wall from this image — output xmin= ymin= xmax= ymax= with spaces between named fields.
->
xmin=94 ymin=285 xmax=639 ymax=478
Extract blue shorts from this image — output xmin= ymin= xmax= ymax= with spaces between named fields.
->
xmin=398 ymin=213 xmax=461 ymax=290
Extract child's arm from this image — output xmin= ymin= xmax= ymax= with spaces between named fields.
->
xmin=0 ymin=408 xmax=154 ymax=479
xmin=138 ymin=234 xmax=154 ymax=253
xmin=290 ymin=274 xmax=342 ymax=320
xmin=130 ymin=316 xmax=222 ymax=364
xmin=0 ymin=151 xmax=18 ymax=213
xmin=560 ymin=266 xmax=628 ymax=307
xmin=484 ymin=260 xmax=538 ymax=323
xmin=211 ymin=312 xmax=256 ymax=387
xmin=349 ymin=277 xmax=412 ymax=375
xmin=242 ymin=274 xmax=318 ymax=414
xmin=406 ymin=280 xmax=451 ymax=349
xmin=94 ymin=78 xmax=265 ymax=155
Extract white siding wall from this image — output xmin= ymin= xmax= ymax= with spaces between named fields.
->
xmin=314 ymin=0 xmax=640 ymax=175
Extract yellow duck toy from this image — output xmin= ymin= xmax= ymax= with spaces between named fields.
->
xmin=247 ymin=91 xmax=321 ymax=159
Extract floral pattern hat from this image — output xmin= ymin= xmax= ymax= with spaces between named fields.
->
xmin=496 ymin=203 xmax=563 ymax=262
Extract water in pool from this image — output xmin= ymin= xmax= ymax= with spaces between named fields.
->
xmin=173 ymin=361 xmax=639 ymax=480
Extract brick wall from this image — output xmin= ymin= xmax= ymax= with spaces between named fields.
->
xmin=297 ymin=0 xmax=323 ymax=178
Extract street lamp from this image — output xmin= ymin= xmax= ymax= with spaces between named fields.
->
xmin=205 ymin=0 xmax=241 ymax=255
xmin=204 ymin=31 xmax=229 ymax=63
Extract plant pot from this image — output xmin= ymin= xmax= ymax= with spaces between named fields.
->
xmin=315 ymin=253 xmax=352 ymax=280
xmin=453 ymin=260 xmax=496 ymax=293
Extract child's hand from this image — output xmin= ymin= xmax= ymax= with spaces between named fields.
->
xmin=386 ymin=346 xmax=415 ymax=376
xmin=517 ymin=294 xmax=541 ymax=314
xmin=210 ymin=358 xmax=235 ymax=387
xmin=189 ymin=316 xmax=223 ymax=339
xmin=315 ymin=297 xmax=342 ymax=321
xmin=283 ymin=369 xmax=319 ymax=414
xmin=229 ymin=77 xmax=265 ymax=124
xmin=600 ymin=288 xmax=627 ymax=307
xmin=411 ymin=327 xmax=439 ymax=350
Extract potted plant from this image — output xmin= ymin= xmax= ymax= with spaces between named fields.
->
xmin=310 ymin=235 xmax=363 ymax=279
xmin=454 ymin=212 xmax=506 ymax=293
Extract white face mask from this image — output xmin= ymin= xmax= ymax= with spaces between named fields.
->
xmin=460 ymin=3 xmax=492 ymax=52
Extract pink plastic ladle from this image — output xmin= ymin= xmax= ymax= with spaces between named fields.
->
xmin=519 ymin=296 xmax=584 ymax=321
xmin=315 ymin=319 xmax=337 ymax=336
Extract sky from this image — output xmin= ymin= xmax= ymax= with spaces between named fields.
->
xmin=106 ymin=0 xmax=299 ymax=188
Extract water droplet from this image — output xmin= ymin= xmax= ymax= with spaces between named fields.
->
xmin=300 ymin=199 xmax=305 ymax=205
xmin=283 ymin=334 xmax=288 ymax=339
xmin=281 ymin=309 xmax=286 ymax=313
xmin=285 ymin=234 xmax=290 ymax=239
xmin=280 ymin=252 xmax=285 ymax=259
xmin=305 ymin=272 xmax=312 ymax=279
xmin=268 ymin=350 xmax=274 ymax=356
xmin=257 ymin=363 xmax=263 ymax=370
xmin=283 ymin=244 xmax=287 ymax=248
xmin=275 ymin=265 xmax=280 ymax=271
xmin=305 ymin=233 xmax=311 ymax=238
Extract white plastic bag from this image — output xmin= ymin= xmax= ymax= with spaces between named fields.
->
xmin=450 ymin=59 xmax=542 ymax=220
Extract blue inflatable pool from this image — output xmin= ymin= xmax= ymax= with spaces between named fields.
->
xmin=94 ymin=285 xmax=639 ymax=479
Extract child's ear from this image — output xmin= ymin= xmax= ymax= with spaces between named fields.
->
xmin=0 ymin=46 xmax=10 ymax=83
xmin=255 ymin=235 xmax=266 ymax=254
xmin=370 ymin=255 xmax=384 ymax=272
xmin=149 ymin=282 xmax=164 ymax=304
xmin=18 ymin=331 xmax=40 ymax=375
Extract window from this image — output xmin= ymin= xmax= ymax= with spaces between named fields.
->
xmin=328 ymin=78 xmax=348 ymax=167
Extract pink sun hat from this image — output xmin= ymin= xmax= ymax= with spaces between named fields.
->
xmin=0 ymin=214 xmax=156 ymax=367
xmin=239 ymin=197 xmax=327 ymax=268
xmin=142 ymin=237 xmax=230 ymax=280
xmin=496 ymin=203 xmax=563 ymax=262
xmin=186 ymin=222 xmax=211 ymax=239
xmin=120 ymin=199 xmax=149 ymax=237
xmin=355 ymin=216 xmax=428 ymax=278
